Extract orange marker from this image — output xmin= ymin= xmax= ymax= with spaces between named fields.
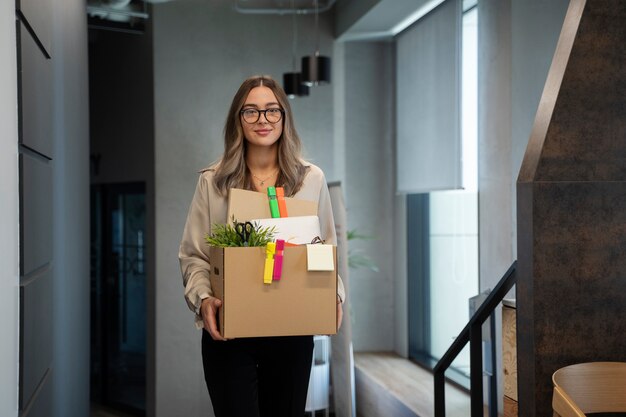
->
xmin=276 ymin=187 xmax=288 ymax=218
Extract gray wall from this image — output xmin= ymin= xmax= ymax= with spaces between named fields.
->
xmin=509 ymin=0 xmax=570 ymax=254
xmin=153 ymin=2 xmax=337 ymax=416
xmin=341 ymin=41 xmax=395 ymax=351
xmin=2 ymin=0 xmax=89 ymax=415
xmin=478 ymin=0 xmax=513 ymax=411
xmin=478 ymin=0 xmax=569 ymax=411
xmin=50 ymin=0 xmax=91 ymax=416
xmin=0 ymin=0 xmax=20 ymax=415
xmin=478 ymin=0 xmax=513 ymax=297
xmin=478 ymin=0 xmax=569 ymax=290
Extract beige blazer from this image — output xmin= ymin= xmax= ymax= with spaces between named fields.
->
xmin=179 ymin=162 xmax=346 ymax=328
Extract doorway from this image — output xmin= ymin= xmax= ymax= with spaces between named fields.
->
xmin=90 ymin=183 xmax=147 ymax=416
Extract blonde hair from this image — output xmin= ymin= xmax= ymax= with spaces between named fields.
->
xmin=213 ymin=75 xmax=308 ymax=197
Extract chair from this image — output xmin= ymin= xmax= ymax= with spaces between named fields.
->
xmin=552 ymin=362 xmax=626 ymax=417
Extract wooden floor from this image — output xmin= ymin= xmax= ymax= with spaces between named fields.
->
xmin=355 ymin=352 xmax=472 ymax=417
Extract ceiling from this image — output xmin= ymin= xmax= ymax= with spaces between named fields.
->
xmin=87 ymin=0 xmax=337 ymax=32
xmin=87 ymin=0 xmax=463 ymax=38
xmin=233 ymin=0 xmax=337 ymax=14
xmin=87 ymin=0 xmax=149 ymax=33
xmin=336 ymin=0 xmax=445 ymax=41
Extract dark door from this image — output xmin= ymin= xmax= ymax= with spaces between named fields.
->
xmin=91 ymin=182 xmax=146 ymax=416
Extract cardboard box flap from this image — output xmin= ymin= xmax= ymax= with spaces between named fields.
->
xmin=227 ymin=188 xmax=317 ymax=223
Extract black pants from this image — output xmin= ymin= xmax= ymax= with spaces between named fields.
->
xmin=202 ymin=330 xmax=314 ymax=417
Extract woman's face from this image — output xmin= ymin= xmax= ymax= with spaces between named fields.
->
xmin=240 ymin=86 xmax=284 ymax=149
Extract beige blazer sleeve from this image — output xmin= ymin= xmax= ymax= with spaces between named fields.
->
xmin=179 ymin=173 xmax=214 ymax=327
xmin=310 ymin=166 xmax=346 ymax=303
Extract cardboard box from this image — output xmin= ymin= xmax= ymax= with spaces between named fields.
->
xmin=502 ymin=303 xmax=518 ymax=401
xmin=227 ymin=188 xmax=317 ymax=222
xmin=208 ymin=188 xmax=337 ymax=338
xmin=209 ymin=245 xmax=338 ymax=338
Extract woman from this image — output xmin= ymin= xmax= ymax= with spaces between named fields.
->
xmin=179 ymin=75 xmax=345 ymax=417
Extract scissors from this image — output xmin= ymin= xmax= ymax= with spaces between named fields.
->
xmin=235 ymin=221 xmax=253 ymax=246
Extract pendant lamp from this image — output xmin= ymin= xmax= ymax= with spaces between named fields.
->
xmin=283 ymin=0 xmax=309 ymax=98
xmin=301 ymin=0 xmax=331 ymax=86
xmin=283 ymin=72 xmax=309 ymax=98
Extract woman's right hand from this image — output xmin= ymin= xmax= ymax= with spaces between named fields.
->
xmin=201 ymin=296 xmax=227 ymax=341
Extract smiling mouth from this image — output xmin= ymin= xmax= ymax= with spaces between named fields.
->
xmin=255 ymin=129 xmax=271 ymax=134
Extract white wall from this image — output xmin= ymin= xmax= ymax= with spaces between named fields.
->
xmin=153 ymin=2 xmax=338 ymax=415
xmin=51 ymin=0 xmax=91 ymax=415
xmin=0 ymin=0 xmax=20 ymax=415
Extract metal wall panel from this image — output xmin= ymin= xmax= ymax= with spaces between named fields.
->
xmin=17 ymin=0 xmax=57 ymax=415
xmin=18 ymin=22 xmax=53 ymax=158
xmin=20 ymin=368 xmax=53 ymax=417
xmin=20 ymin=269 xmax=53 ymax=410
xmin=17 ymin=0 xmax=53 ymax=57
xmin=20 ymin=153 xmax=52 ymax=275
xmin=517 ymin=1 xmax=626 ymax=415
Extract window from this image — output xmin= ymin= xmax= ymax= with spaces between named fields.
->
xmin=407 ymin=4 xmax=478 ymax=388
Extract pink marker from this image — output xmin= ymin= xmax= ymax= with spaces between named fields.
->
xmin=273 ymin=239 xmax=285 ymax=280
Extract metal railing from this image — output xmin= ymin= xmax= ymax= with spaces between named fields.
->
xmin=434 ymin=261 xmax=517 ymax=417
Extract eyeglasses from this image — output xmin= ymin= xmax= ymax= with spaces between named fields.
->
xmin=240 ymin=108 xmax=284 ymax=124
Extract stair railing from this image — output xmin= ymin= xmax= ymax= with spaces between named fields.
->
xmin=433 ymin=261 xmax=517 ymax=417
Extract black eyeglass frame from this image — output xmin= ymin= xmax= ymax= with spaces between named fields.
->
xmin=239 ymin=108 xmax=285 ymax=124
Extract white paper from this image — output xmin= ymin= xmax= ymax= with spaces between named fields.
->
xmin=251 ymin=215 xmax=321 ymax=245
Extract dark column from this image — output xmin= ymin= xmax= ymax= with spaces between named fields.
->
xmin=517 ymin=0 xmax=626 ymax=415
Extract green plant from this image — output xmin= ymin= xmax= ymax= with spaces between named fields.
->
xmin=205 ymin=220 xmax=276 ymax=248
xmin=347 ymin=229 xmax=379 ymax=272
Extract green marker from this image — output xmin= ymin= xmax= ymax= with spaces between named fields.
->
xmin=267 ymin=186 xmax=280 ymax=218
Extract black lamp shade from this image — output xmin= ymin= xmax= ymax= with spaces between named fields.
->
xmin=301 ymin=55 xmax=331 ymax=86
xmin=283 ymin=72 xmax=309 ymax=98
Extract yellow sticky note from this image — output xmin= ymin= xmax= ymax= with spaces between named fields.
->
xmin=306 ymin=244 xmax=335 ymax=271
